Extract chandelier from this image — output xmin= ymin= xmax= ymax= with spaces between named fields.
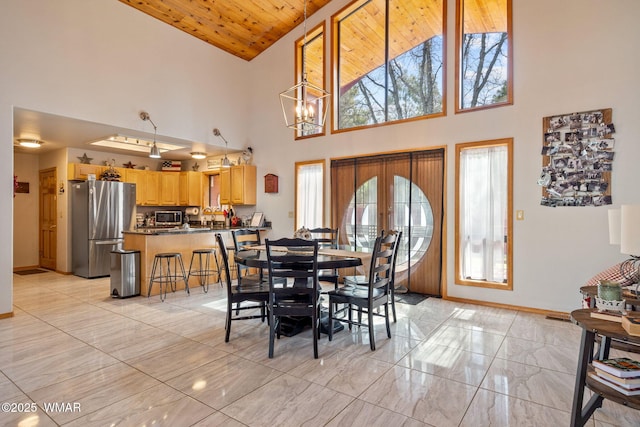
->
xmin=279 ymin=0 xmax=330 ymax=134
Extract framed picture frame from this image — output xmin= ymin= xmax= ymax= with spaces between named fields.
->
xmin=250 ymin=212 xmax=264 ymax=227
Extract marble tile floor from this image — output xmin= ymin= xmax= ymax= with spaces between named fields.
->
xmin=2 ymin=271 xmax=640 ymax=426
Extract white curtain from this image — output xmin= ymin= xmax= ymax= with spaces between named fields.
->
xmin=296 ymin=163 xmax=323 ymax=229
xmin=460 ymin=145 xmax=508 ymax=283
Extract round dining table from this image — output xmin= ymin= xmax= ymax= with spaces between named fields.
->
xmin=234 ymin=248 xmax=363 ymax=270
xmin=234 ymin=248 xmax=363 ymax=335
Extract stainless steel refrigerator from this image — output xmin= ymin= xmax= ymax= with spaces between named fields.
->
xmin=71 ymin=180 xmax=136 ymax=278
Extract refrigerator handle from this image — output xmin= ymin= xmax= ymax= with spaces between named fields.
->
xmin=95 ymin=240 xmax=123 ymax=246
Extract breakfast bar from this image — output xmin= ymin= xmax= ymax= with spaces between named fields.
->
xmin=123 ymin=228 xmax=218 ymax=296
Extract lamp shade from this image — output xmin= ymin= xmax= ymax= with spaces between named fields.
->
xmin=608 ymin=208 xmax=621 ymax=245
xmin=149 ymin=142 xmax=161 ymax=159
xmin=620 ymin=205 xmax=640 ymax=256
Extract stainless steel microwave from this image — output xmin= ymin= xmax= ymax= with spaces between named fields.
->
xmin=155 ymin=210 xmax=182 ymax=226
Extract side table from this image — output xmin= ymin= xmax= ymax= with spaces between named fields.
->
xmin=570 ymin=308 xmax=640 ymax=427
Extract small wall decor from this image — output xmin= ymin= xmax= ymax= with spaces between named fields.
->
xmin=540 ymin=108 xmax=615 ymax=207
xmin=15 ymin=181 xmax=29 ymax=194
xmin=264 ymin=173 xmax=278 ymax=193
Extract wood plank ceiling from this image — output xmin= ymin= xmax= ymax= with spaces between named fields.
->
xmin=118 ymin=0 xmax=331 ymax=61
xmin=118 ymin=0 xmax=506 ymax=90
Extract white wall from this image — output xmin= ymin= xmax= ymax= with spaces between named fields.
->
xmin=246 ymin=0 xmax=640 ymax=312
xmin=1 ymin=0 xmax=250 ymax=315
xmin=13 ymin=153 xmax=39 ymax=268
xmin=2 ymin=0 xmax=639 ymax=315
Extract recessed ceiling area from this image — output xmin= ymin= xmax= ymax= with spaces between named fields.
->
xmin=12 ymin=108 xmax=227 ymax=161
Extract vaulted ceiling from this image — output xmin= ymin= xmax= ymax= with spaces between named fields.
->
xmin=118 ymin=0 xmax=507 ymax=89
xmin=117 ymin=0 xmax=332 ymax=61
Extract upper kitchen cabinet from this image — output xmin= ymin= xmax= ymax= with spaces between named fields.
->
xmin=144 ymin=171 xmax=161 ymax=205
xmin=160 ymin=172 xmax=179 ymax=206
xmin=219 ymin=168 xmax=231 ymax=205
xmin=124 ymin=169 xmax=146 ymax=205
xmin=230 ymin=165 xmax=256 ymax=205
xmin=68 ymin=163 xmax=105 ymax=180
xmin=179 ymin=171 xmax=203 ymax=207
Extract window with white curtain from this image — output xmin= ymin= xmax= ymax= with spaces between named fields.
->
xmin=295 ymin=160 xmax=325 ymax=230
xmin=455 ymin=138 xmax=513 ymax=289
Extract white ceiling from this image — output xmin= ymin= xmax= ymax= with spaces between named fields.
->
xmin=12 ymin=107 xmax=228 ymax=161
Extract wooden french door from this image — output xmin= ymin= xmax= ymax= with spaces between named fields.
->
xmin=331 ymin=150 xmax=444 ymax=296
xmin=39 ymin=168 xmax=57 ymax=270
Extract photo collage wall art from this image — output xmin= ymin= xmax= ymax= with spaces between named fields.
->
xmin=539 ymin=108 xmax=615 ymax=207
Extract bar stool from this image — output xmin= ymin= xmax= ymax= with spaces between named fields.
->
xmin=147 ymin=252 xmax=189 ymax=301
xmin=187 ymin=248 xmax=222 ymax=293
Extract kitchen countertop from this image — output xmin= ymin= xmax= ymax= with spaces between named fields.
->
xmin=123 ymin=226 xmax=267 ymax=235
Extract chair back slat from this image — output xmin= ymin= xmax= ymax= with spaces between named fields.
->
xmin=232 ymin=228 xmax=261 ymax=251
xmin=367 ymin=232 xmax=399 ymax=297
xmin=308 ymin=227 xmax=339 ymax=249
xmin=215 ymin=233 xmax=233 ymax=298
xmin=265 ymin=237 xmax=321 ymax=358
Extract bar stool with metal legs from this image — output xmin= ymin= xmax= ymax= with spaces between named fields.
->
xmin=187 ymin=248 xmax=222 ymax=293
xmin=147 ymin=252 xmax=189 ymax=301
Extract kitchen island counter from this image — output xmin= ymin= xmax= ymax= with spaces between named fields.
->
xmin=123 ymin=229 xmax=219 ymax=297
xmin=123 ymin=227 xmax=268 ymax=297
xmin=124 ymin=226 xmax=266 ymax=235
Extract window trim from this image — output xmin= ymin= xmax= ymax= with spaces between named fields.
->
xmin=294 ymin=159 xmax=326 ymax=231
xmin=294 ymin=22 xmax=327 ymax=140
xmin=455 ymin=0 xmax=513 ymax=114
xmin=455 ymin=137 xmax=513 ymax=290
xmin=330 ymin=0 xmax=447 ymax=134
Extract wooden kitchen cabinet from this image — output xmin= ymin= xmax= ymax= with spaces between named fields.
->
xmin=179 ymin=171 xmax=203 ymax=206
xmin=160 ymin=172 xmax=179 ymax=205
xmin=124 ymin=169 xmax=146 ymax=205
xmin=145 ymin=171 xmax=161 ymax=205
xmin=230 ymin=164 xmax=256 ymax=205
xmin=68 ymin=163 xmax=105 ymax=180
xmin=219 ymin=168 xmax=231 ymax=205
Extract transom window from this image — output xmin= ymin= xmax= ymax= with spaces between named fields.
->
xmin=332 ymin=0 xmax=445 ymax=131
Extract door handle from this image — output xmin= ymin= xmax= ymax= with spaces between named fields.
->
xmin=50 ymin=225 xmax=56 ymax=229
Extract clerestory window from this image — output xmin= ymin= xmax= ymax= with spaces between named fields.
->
xmin=455 ymin=0 xmax=513 ymax=112
xmin=332 ymin=0 xmax=446 ymax=132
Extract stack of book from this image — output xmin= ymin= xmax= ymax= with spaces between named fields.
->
xmin=589 ymin=357 xmax=640 ymax=396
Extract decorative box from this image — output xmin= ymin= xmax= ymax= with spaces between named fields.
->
xmin=162 ymin=160 xmax=182 ymax=171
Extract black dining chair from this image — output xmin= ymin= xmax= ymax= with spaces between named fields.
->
xmin=265 ymin=237 xmax=321 ymax=359
xmin=328 ymin=232 xmax=398 ymax=350
xmin=232 ymin=228 xmax=266 ymax=285
xmin=342 ymin=230 xmax=402 ymax=322
xmin=215 ymin=233 xmax=269 ymax=343
xmin=308 ymin=227 xmax=339 ymax=290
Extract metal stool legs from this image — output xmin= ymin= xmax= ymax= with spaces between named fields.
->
xmin=147 ymin=253 xmax=189 ymax=301
xmin=187 ymin=248 xmax=222 ymax=293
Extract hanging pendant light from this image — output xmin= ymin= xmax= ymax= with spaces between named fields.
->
xmin=279 ymin=0 xmax=330 ymax=134
xmin=140 ymin=111 xmax=161 ymax=158
xmin=213 ymin=128 xmax=231 ymax=168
